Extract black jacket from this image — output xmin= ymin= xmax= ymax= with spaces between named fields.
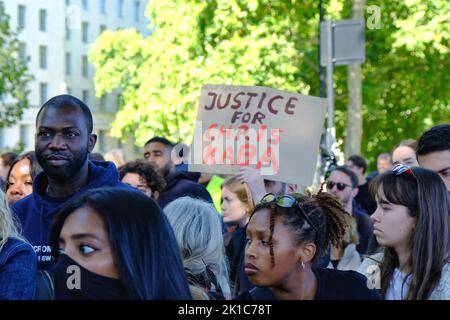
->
xmin=226 ymin=225 xmax=254 ymax=298
xmin=12 ymin=161 xmax=133 ymax=270
xmin=158 ymin=171 xmax=212 ymax=208
xmin=237 ymin=268 xmax=381 ymax=300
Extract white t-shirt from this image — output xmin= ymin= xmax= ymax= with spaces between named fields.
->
xmin=385 ymin=268 xmax=411 ymax=300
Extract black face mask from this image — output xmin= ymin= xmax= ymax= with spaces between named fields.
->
xmin=55 ymin=254 xmax=128 ymax=300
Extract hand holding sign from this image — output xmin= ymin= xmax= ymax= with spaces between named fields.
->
xmin=234 ymin=166 xmax=266 ymax=204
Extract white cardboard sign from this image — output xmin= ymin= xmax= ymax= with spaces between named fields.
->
xmin=187 ymin=84 xmax=327 ymax=186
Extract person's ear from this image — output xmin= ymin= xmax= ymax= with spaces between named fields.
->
xmin=298 ymin=242 xmax=316 ymax=264
xmin=153 ymin=190 xmax=160 ymax=200
xmin=88 ymin=133 xmax=97 ymax=153
xmin=351 ymin=186 xmax=359 ymax=198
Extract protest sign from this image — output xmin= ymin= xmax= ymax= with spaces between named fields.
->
xmin=187 ymin=84 xmax=327 ymax=186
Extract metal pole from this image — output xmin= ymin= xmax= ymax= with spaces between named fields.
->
xmin=319 ymin=0 xmax=325 ymax=97
xmin=325 ymin=20 xmax=335 ymax=153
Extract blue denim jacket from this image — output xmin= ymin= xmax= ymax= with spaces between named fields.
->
xmin=0 ymin=237 xmax=37 ymax=299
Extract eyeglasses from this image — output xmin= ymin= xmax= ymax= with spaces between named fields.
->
xmin=260 ymin=193 xmax=319 ymax=236
xmin=326 ymin=181 xmax=352 ymax=191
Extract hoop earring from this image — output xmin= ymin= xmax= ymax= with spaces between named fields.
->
xmin=299 ymin=260 xmax=305 ymax=270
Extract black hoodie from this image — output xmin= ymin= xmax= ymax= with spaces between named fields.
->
xmin=158 ymin=171 xmax=212 ymax=208
xmin=12 ymin=160 xmax=133 ymax=270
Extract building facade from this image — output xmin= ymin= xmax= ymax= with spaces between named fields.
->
xmin=0 ymin=0 xmax=149 ymax=159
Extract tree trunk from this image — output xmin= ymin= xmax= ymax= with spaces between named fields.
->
xmin=345 ymin=0 xmax=365 ymax=158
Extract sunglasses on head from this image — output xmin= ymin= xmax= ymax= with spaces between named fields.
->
xmin=392 ymin=163 xmax=416 ymax=179
xmin=259 ymin=193 xmax=319 ymax=236
xmin=326 ymin=181 xmax=352 ymax=191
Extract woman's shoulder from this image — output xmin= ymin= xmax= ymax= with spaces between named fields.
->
xmin=317 ymin=267 xmax=368 ymax=285
xmin=429 ymin=260 xmax=450 ymax=300
xmin=0 ymin=237 xmax=35 ymax=260
xmin=315 ymin=268 xmax=381 ymax=300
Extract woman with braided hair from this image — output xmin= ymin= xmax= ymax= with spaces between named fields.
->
xmin=237 ymin=192 xmax=380 ymax=300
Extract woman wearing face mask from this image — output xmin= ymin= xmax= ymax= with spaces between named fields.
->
xmin=6 ymin=152 xmax=42 ymax=205
xmin=0 ymin=189 xmax=36 ymax=299
xmin=239 ymin=192 xmax=380 ymax=300
xmin=358 ymin=164 xmax=450 ymax=300
xmin=49 ymin=187 xmax=192 ymax=300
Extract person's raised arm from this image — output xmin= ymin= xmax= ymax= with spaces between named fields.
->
xmin=234 ymin=166 xmax=266 ymax=205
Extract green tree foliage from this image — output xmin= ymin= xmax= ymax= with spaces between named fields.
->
xmin=89 ymin=0 xmax=449 ymax=169
xmin=357 ymin=0 xmax=449 ymax=169
xmin=89 ymin=0 xmax=321 ymax=147
xmin=0 ymin=2 xmax=32 ymax=128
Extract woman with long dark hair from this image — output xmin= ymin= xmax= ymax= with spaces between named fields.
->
xmin=49 ymin=187 xmax=192 ymax=300
xmin=359 ymin=164 xmax=450 ymax=300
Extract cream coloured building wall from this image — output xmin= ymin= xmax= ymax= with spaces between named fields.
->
xmin=1 ymin=0 xmax=149 ymax=160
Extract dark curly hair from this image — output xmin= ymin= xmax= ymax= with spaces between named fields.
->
xmin=119 ymin=160 xmax=166 ymax=194
xmin=251 ymin=192 xmax=348 ymax=268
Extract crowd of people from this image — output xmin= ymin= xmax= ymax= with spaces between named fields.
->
xmin=0 ymin=94 xmax=449 ymax=300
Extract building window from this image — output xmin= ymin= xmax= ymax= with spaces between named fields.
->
xmin=40 ymin=83 xmax=48 ymax=105
xmin=18 ymin=5 xmax=26 ymax=29
xmin=39 ymin=9 xmax=47 ymax=31
xmin=116 ymin=0 xmax=123 ymax=18
xmin=100 ymin=0 xmax=106 ymax=14
xmin=82 ymin=0 xmax=88 ymax=11
xmin=99 ymin=24 xmax=107 ymax=35
xmin=134 ymin=1 xmax=140 ymax=22
xmin=82 ymin=21 xmax=89 ymax=43
xmin=20 ymin=125 xmax=31 ymax=150
xmin=82 ymin=90 xmax=89 ymax=105
xmin=100 ymin=95 xmax=107 ymax=112
xmin=65 ymin=52 xmax=71 ymax=75
xmin=18 ymin=42 xmax=27 ymax=62
xmin=82 ymin=55 xmax=88 ymax=78
xmin=39 ymin=45 xmax=47 ymax=69
xmin=65 ymin=24 xmax=71 ymax=40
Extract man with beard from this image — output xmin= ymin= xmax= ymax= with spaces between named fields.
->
xmin=143 ymin=137 xmax=212 ymax=207
xmin=326 ymin=166 xmax=375 ymax=255
xmin=12 ymin=95 xmax=131 ymax=270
